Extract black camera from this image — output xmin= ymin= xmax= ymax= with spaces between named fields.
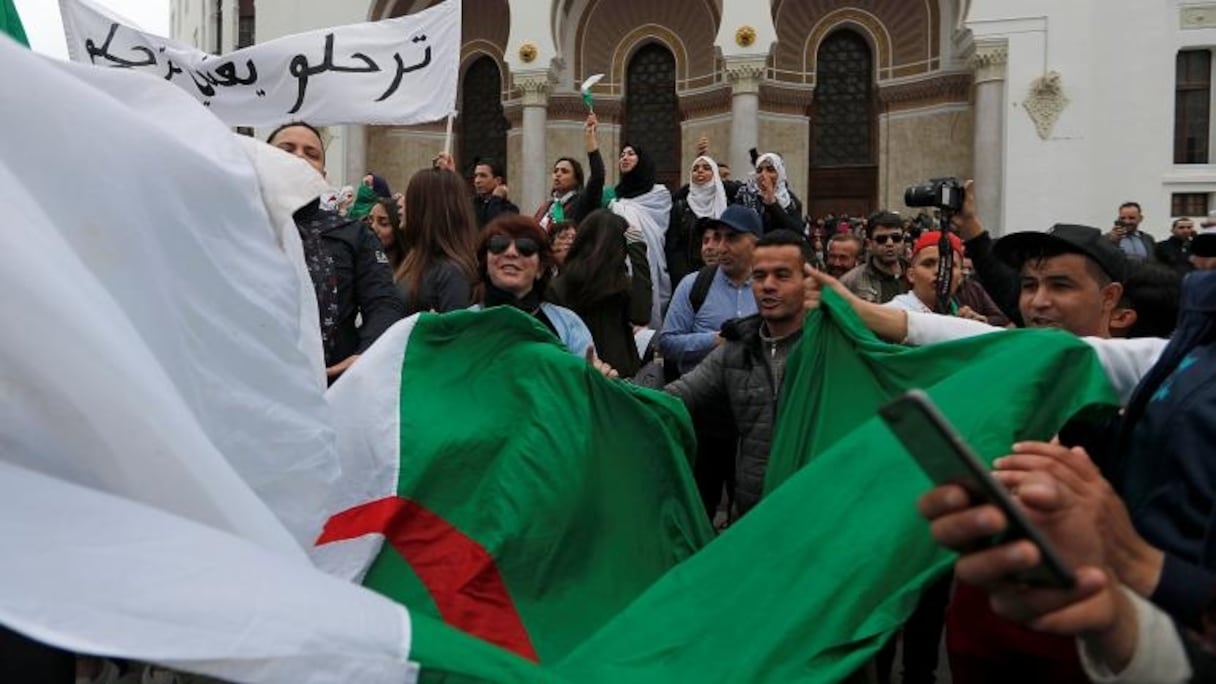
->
xmin=904 ymin=177 xmax=965 ymax=213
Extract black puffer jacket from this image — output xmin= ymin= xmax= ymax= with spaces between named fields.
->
xmin=665 ymin=314 xmax=802 ymax=514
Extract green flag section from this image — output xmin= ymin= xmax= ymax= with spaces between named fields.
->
xmin=318 ymin=308 xmax=714 ymax=666
xmin=554 ymin=289 xmax=1119 ymax=683
xmin=0 ymin=0 xmax=27 ymax=46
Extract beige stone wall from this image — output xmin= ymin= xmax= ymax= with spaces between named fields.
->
xmin=365 ymin=127 xmax=446 ymax=198
xmin=679 ymin=116 xmax=732 ymax=183
xmin=878 ymin=105 xmax=974 ymax=212
xmin=758 ymin=114 xmax=812 ymax=206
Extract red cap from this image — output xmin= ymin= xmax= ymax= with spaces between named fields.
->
xmin=912 ymin=231 xmax=964 ymax=258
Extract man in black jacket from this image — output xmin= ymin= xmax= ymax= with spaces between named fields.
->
xmin=1155 ymin=216 xmax=1196 ymax=276
xmin=665 ymin=229 xmax=811 ymax=517
xmin=267 ymin=122 xmax=405 ymax=381
xmin=471 ymin=157 xmax=519 ymax=227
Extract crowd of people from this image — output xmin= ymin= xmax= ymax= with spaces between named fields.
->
xmin=43 ymin=114 xmax=1213 ymax=684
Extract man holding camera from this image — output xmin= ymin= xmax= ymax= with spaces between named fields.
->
xmin=839 ymin=211 xmax=909 ymax=304
xmin=1107 ymin=201 xmax=1155 ymax=262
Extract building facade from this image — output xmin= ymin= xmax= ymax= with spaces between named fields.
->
xmin=171 ymin=1 xmax=1216 ymax=238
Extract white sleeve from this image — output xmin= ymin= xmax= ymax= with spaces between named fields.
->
xmin=906 ymin=312 xmax=1166 ymax=405
xmin=905 ymin=311 xmax=1003 ymax=345
xmin=1079 ymin=337 xmax=1168 ymax=404
xmin=1078 ymin=587 xmax=1192 ymax=684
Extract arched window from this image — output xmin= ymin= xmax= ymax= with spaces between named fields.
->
xmin=459 ymin=56 xmax=508 ymax=179
xmin=809 ymin=29 xmax=877 ymax=217
xmin=623 ymin=43 xmax=680 ymax=190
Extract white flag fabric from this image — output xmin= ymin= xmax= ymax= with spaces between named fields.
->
xmin=59 ymin=0 xmax=460 ymax=127
xmin=0 ymin=461 xmax=417 ymax=684
xmin=0 ymin=32 xmax=427 ymax=682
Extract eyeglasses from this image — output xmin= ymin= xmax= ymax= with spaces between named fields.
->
xmin=873 ymin=234 xmax=905 ymax=245
xmin=487 ymin=234 xmax=539 ymax=257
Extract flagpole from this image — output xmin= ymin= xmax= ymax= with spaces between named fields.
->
xmin=442 ymin=110 xmax=456 ymax=156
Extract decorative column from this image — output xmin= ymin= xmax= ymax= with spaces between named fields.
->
xmin=342 ymin=125 xmax=366 ymax=190
xmin=971 ymin=40 xmax=1008 ymax=236
xmin=516 ymin=71 xmax=553 ymax=213
xmin=724 ymin=58 xmax=767 ymax=175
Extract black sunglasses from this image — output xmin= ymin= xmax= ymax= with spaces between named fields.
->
xmin=873 ymin=234 xmax=905 ymax=245
xmin=487 ymin=234 xmax=539 ymax=257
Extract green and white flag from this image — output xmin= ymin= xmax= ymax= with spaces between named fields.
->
xmin=316 ymin=307 xmax=714 ymax=663
xmin=1 ymin=0 xmax=27 ymax=46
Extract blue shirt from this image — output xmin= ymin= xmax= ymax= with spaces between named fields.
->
xmin=658 ymin=267 xmax=757 ymax=373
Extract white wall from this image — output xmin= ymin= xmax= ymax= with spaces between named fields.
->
xmin=968 ymin=0 xmax=1216 ymax=238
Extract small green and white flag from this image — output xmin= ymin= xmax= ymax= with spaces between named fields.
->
xmin=1 ymin=0 xmax=28 ymax=46
xmin=580 ymin=73 xmax=604 ymax=111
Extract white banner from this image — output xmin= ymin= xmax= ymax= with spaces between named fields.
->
xmin=60 ymin=0 xmax=460 ymax=127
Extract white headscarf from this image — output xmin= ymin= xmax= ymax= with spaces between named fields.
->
xmin=750 ymin=152 xmax=792 ymax=209
xmin=686 ymin=155 xmax=728 ymax=219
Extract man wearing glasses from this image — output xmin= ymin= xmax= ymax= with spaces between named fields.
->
xmin=839 ymin=211 xmax=909 ymax=304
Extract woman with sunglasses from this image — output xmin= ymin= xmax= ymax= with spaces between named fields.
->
xmin=473 ymin=215 xmax=597 ymax=360
xmin=548 ymin=210 xmax=652 ymax=377
xmin=396 ymin=167 xmax=480 ymax=314
xmin=734 ymin=152 xmax=805 ymax=236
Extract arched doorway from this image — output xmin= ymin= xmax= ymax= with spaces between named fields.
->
xmin=623 ymin=43 xmax=681 ymax=190
xmin=808 ymin=29 xmax=877 ymax=218
xmin=459 ymin=56 xmax=509 ymax=180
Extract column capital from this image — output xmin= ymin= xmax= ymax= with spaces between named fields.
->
xmin=724 ymin=57 xmax=767 ymax=95
xmin=514 ymin=70 xmax=555 ymax=107
xmin=971 ymin=40 xmax=1009 ymax=84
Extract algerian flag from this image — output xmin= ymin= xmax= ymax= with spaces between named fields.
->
xmin=1 ymin=0 xmax=27 ymax=46
xmin=580 ymin=73 xmax=603 ymax=110
xmin=553 ymin=290 xmax=1119 ymax=682
xmin=0 ymin=35 xmax=551 ymax=684
xmin=316 ymin=307 xmax=714 ymax=663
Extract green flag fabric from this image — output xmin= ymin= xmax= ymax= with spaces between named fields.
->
xmin=554 ymin=289 xmax=1118 ymax=682
xmin=317 ymin=308 xmax=713 ymax=668
xmin=1 ymin=0 xmax=28 ymax=46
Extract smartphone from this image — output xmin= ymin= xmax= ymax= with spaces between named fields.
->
xmin=879 ymin=390 xmax=1077 ymax=588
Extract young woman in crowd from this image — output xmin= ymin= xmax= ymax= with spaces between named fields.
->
xmin=608 ymin=142 xmax=672 ymax=328
xmin=534 ymin=114 xmax=605 ymax=231
xmin=548 ymin=210 xmax=652 ymax=377
xmin=366 ymin=197 xmax=406 ymax=272
xmin=734 ymin=152 xmax=805 ymax=235
xmin=396 ymin=168 xmax=479 ymax=314
xmin=667 ymin=154 xmax=737 ymax=285
xmin=548 ymin=220 xmax=576 ymax=271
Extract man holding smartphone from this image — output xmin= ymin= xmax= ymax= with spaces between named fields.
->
xmin=1107 ymin=201 xmax=1155 ymax=262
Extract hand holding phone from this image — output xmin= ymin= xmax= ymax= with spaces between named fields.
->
xmin=879 ymin=390 xmax=1077 ymax=588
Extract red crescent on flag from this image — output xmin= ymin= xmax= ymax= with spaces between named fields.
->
xmin=317 ymin=496 xmax=539 ymax=662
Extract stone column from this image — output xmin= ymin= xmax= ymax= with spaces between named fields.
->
xmin=516 ymin=71 xmax=553 ymax=213
xmin=725 ymin=58 xmax=767 ymax=175
xmin=343 ymin=125 xmax=367 ymax=190
xmin=971 ymin=41 xmax=1008 ymax=236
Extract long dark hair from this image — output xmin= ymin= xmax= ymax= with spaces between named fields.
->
xmin=557 ymin=210 xmax=630 ymax=309
xmin=374 ymin=197 xmax=407 ymax=271
xmin=398 ymin=168 xmax=479 ymax=309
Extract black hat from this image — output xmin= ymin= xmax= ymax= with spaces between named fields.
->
xmin=993 ymin=224 xmax=1130 ymax=283
xmin=1193 ymin=226 xmax=1216 ymax=257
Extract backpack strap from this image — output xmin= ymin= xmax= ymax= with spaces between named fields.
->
xmin=690 ymin=265 xmax=718 ymax=314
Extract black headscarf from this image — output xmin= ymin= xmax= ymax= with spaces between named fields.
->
xmin=614 ymin=143 xmax=657 ymax=200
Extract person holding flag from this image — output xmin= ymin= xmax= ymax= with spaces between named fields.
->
xmin=534 ymin=114 xmax=604 ymax=231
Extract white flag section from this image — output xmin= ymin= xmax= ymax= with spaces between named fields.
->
xmin=0 ymin=462 xmax=417 ymax=684
xmin=59 ymin=0 xmax=460 ymax=127
xmin=0 ymin=35 xmax=418 ymax=682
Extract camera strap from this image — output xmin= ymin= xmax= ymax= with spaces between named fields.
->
xmin=934 ymin=228 xmax=953 ymax=315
